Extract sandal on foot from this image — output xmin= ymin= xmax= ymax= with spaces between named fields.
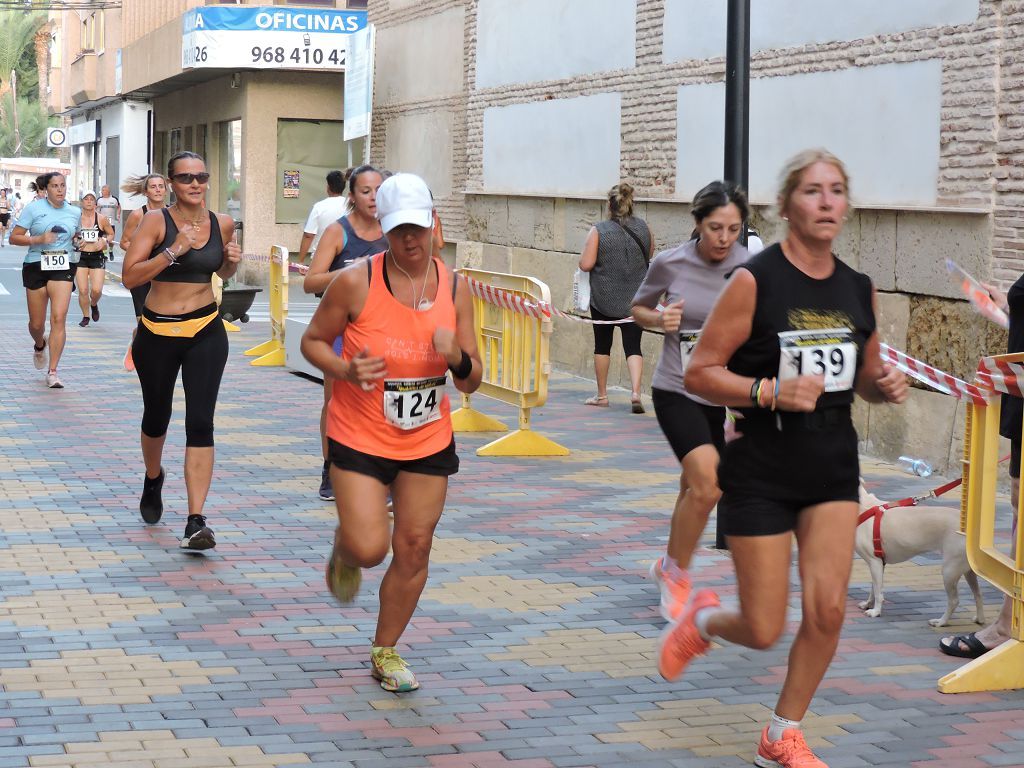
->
xmin=585 ymin=395 xmax=609 ymax=407
xmin=939 ymin=631 xmax=991 ymax=659
xmin=631 ymin=395 xmax=645 ymax=414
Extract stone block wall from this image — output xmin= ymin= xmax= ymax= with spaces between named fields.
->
xmin=366 ymin=0 xmax=1024 ymax=467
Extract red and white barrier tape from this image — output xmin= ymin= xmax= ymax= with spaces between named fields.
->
xmin=879 ymin=344 xmax=990 ymax=405
xmin=976 ymin=356 xmax=1024 ymax=398
xmin=461 ymin=275 xmax=637 ymax=325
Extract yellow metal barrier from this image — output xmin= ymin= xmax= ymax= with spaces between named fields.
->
xmin=452 ymin=268 xmax=568 ymax=456
xmin=211 ymin=274 xmax=240 ymax=332
xmin=244 ymin=246 xmax=289 ymax=365
xmin=939 ymin=351 xmax=1024 ymax=693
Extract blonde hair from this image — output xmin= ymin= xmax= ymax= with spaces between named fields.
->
xmin=607 ymin=183 xmax=635 ymax=222
xmin=776 ymin=148 xmax=850 ymax=217
xmin=121 ymin=173 xmax=166 ymax=197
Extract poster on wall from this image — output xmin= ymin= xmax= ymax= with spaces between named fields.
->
xmin=182 ymin=6 xmax=367 ymax=71
xmin=282 ymin=170 xmax=301 ymax=198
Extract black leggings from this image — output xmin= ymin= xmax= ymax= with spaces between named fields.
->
xmin=591 ymin=306 xmax=643 ymax=357
xmin=133 ymin=305 xmax=228 ymax=447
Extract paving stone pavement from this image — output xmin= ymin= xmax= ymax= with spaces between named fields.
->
xmin=0 ymin=278 xmax=1022 ymax=768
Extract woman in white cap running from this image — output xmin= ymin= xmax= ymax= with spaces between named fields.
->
xmin=73 ymin=191 xmax=115 ymax=327
xmin=301 ymin=173 xmax=481 ymax=693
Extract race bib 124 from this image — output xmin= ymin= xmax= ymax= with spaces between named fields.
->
xmin=383 ymin=376 xmax=447 ymax=430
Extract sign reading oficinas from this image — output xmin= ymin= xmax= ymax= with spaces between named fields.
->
xmin=182 ymin=6 xmax=368 ymax=71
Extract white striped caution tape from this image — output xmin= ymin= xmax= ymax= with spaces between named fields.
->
xmin=879 ymin=344 xmax=991 ymax=405
xmin=461 ymin=275 xmax=638 ymax=325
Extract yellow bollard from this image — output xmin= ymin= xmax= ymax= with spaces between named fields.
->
xmin=244 ymin=246 xmax=289 ymax=365
xmin=454 ymin=268 xmax=568 ymax=456
xmin=938 ymin=351 xmax=1024 ymax=693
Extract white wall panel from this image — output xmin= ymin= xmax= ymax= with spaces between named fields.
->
xmin=676 ymin=60 xmax=943 ymax=206
xmin=664 ymin=0 xmax=979 ymax=62
xmin=483 ymin=93 xmax=622 ymax=195
xmin=476 ymin=0 xmax=636 ymax=89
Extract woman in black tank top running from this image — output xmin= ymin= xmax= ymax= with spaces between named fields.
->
xmin=122 ymin=152 xmax=241 ymax=553
xmin=660 ymin=150 xmax=908 ymax=768
xmin=304 ymin=165 xmax=387 ymax=501
xmin=72 ymin=191 xmax=114 ymax=327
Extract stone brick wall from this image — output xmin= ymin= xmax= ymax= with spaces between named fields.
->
xmin=367 ymin=0 xmax=1022 ymax=469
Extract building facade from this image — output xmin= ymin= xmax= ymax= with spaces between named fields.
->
xmin=117 ymin=0 xmax=368 ymax=263
xmin=368 ymin=0 xmax=1018 ymax=470
xmin=48 ymin=6 xmax=151 ymax=218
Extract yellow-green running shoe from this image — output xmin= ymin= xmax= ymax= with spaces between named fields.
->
xmin=370 ymin=646 xmax=419 ymax=692
xmin=325 ymin=540 xmax=361 ymax=604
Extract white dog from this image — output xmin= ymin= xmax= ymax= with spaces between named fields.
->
xmin=856 ymin=485 xmax=986 ymax=627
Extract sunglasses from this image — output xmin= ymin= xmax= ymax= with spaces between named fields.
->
xmin=171 ymin=172 xmax=211 ymax=184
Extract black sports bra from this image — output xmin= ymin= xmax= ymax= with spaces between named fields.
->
xmin=151 ymin=208 xmax=224 ymax=284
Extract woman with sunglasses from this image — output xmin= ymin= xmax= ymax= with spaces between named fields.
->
xmin=122 ymin=152 xmax=241 ymax=551
xmin=119 ymin=173 xmax=168 ymax=371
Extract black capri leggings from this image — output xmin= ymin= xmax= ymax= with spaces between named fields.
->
xmin=133 ymin=305 xmax=228 ymax=448
xmin=590 ymin=306 xmax=643 ymax=357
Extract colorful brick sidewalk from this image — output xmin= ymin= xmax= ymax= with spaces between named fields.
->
xmin=0 ymin=292 xmax=1022 ymax=768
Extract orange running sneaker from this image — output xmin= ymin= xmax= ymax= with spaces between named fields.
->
xmin=755 ymin=727 xmax=829 ymax=768
xmin=657 ymin=588 xmax=719 ymax=681
xmin=648 ymin=556 xmax=692 ymax=622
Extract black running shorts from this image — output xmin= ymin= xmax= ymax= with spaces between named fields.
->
xmin=328 ymin=438 xmax=459 ymax=485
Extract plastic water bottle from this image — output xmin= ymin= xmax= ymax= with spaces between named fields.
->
xmin=898 ymin=456 xmax=933 ymax=478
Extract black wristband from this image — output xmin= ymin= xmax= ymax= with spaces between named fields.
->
xmin=449 ymin=349 xmax=472 ymax=379
xmin=750 ymin=379 xmax=760 ymax=406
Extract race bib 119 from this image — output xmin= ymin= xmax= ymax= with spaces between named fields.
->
xmin=40 ymin=250 xmax=69 ymax=271
xmin=80 ymin=230 xmax=99 ymax=243
xmin=778 ymin=328 xmax=856 ymax=393
xmin=383 ymin=376 xmax=447 ymax=430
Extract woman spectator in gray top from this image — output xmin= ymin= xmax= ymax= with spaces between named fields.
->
xmin=631 ymin=181 xmax=750 ymax=624
xmin=578 ymin=183 xmax=654 ymax=412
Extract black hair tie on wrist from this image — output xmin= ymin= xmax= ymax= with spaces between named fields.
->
xmin=449 ymin=349 xmax=472 ymax=379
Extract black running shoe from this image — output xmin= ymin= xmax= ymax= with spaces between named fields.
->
xmin=140 ymin=468 xmax=164 ymax=524
xmin=181 ymin=515 xmax=216 ymax=550
xmin=78 ymin=317 xmax=89 ymax=327
xmin=319 ymin=465 xmax=334 ymax=501
xmin=91 ymin=304 xmax=99 ymax=322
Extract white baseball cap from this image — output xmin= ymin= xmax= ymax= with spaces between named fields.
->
xmin=82 ymin=190 xmax=97 ymax=199
xmin=376 ymin=173 xmax=433 ymax=234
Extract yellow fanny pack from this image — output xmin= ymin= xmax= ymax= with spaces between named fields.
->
xmin=141 ymin=310 xmax=219 ymax=338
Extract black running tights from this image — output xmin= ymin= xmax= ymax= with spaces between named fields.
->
xmin=133 ymin=318 xmax=228 ymax=447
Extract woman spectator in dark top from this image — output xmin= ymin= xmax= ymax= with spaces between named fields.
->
xmin=578 ymin=183 xmax=654 ymax=412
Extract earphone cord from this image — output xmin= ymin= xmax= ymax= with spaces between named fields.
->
xmin=387 ymin=250 xmax=429 ymax=309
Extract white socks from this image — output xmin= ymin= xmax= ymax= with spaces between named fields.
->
xmin=767 ymin=712 xmax=801 ymax=742
xmin=693 ymin=606 xmax=720 ymax=641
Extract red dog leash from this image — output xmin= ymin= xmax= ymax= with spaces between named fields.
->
xmin=858 ymin=477 xmax=965 ymax=563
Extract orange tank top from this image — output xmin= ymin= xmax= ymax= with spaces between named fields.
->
xmin=328 ymin=252 xmax=456 ymax=460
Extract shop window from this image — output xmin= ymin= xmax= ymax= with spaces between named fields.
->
xmin=218 ymin=120 xmax=243 ymax=222
xmin=276 ymin=118 xmax=361 ymax=224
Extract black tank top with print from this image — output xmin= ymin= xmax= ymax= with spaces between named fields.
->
xmin=717 ymin=243 xmax=875 ymax=502
xmin=728 ymin=243 xmax=875 ymax=426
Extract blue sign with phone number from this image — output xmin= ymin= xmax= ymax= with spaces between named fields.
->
xmin=183 ymin=7 xmax=367 ymax=35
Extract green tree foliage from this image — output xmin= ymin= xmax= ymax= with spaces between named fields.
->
xmin=0 ymin=93 xmax=50 ymax=157
xmin=0 ymin=10 xmax=49 ymax=157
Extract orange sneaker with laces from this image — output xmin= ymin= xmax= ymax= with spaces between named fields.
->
xmin=755 ymin=727 xmax=829 ymax=768
xmin=648 ymin=557 xmax=691 ymax=622
xmin=657 ymin=587 xmax=719 ymax=681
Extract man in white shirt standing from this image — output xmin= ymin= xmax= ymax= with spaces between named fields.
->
xmin=96 ymin=185 xmax=121 ymax=260
xmin=297 ymin=169 xmax=349 ymax=264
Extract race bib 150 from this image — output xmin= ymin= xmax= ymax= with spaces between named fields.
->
xmin=40 ymin=250 xmax=69 ymax=271
xmin=383 ymin=376 xmax=447 ymax=430
xmin=778 ymin=328 xmax=856 ymax=393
